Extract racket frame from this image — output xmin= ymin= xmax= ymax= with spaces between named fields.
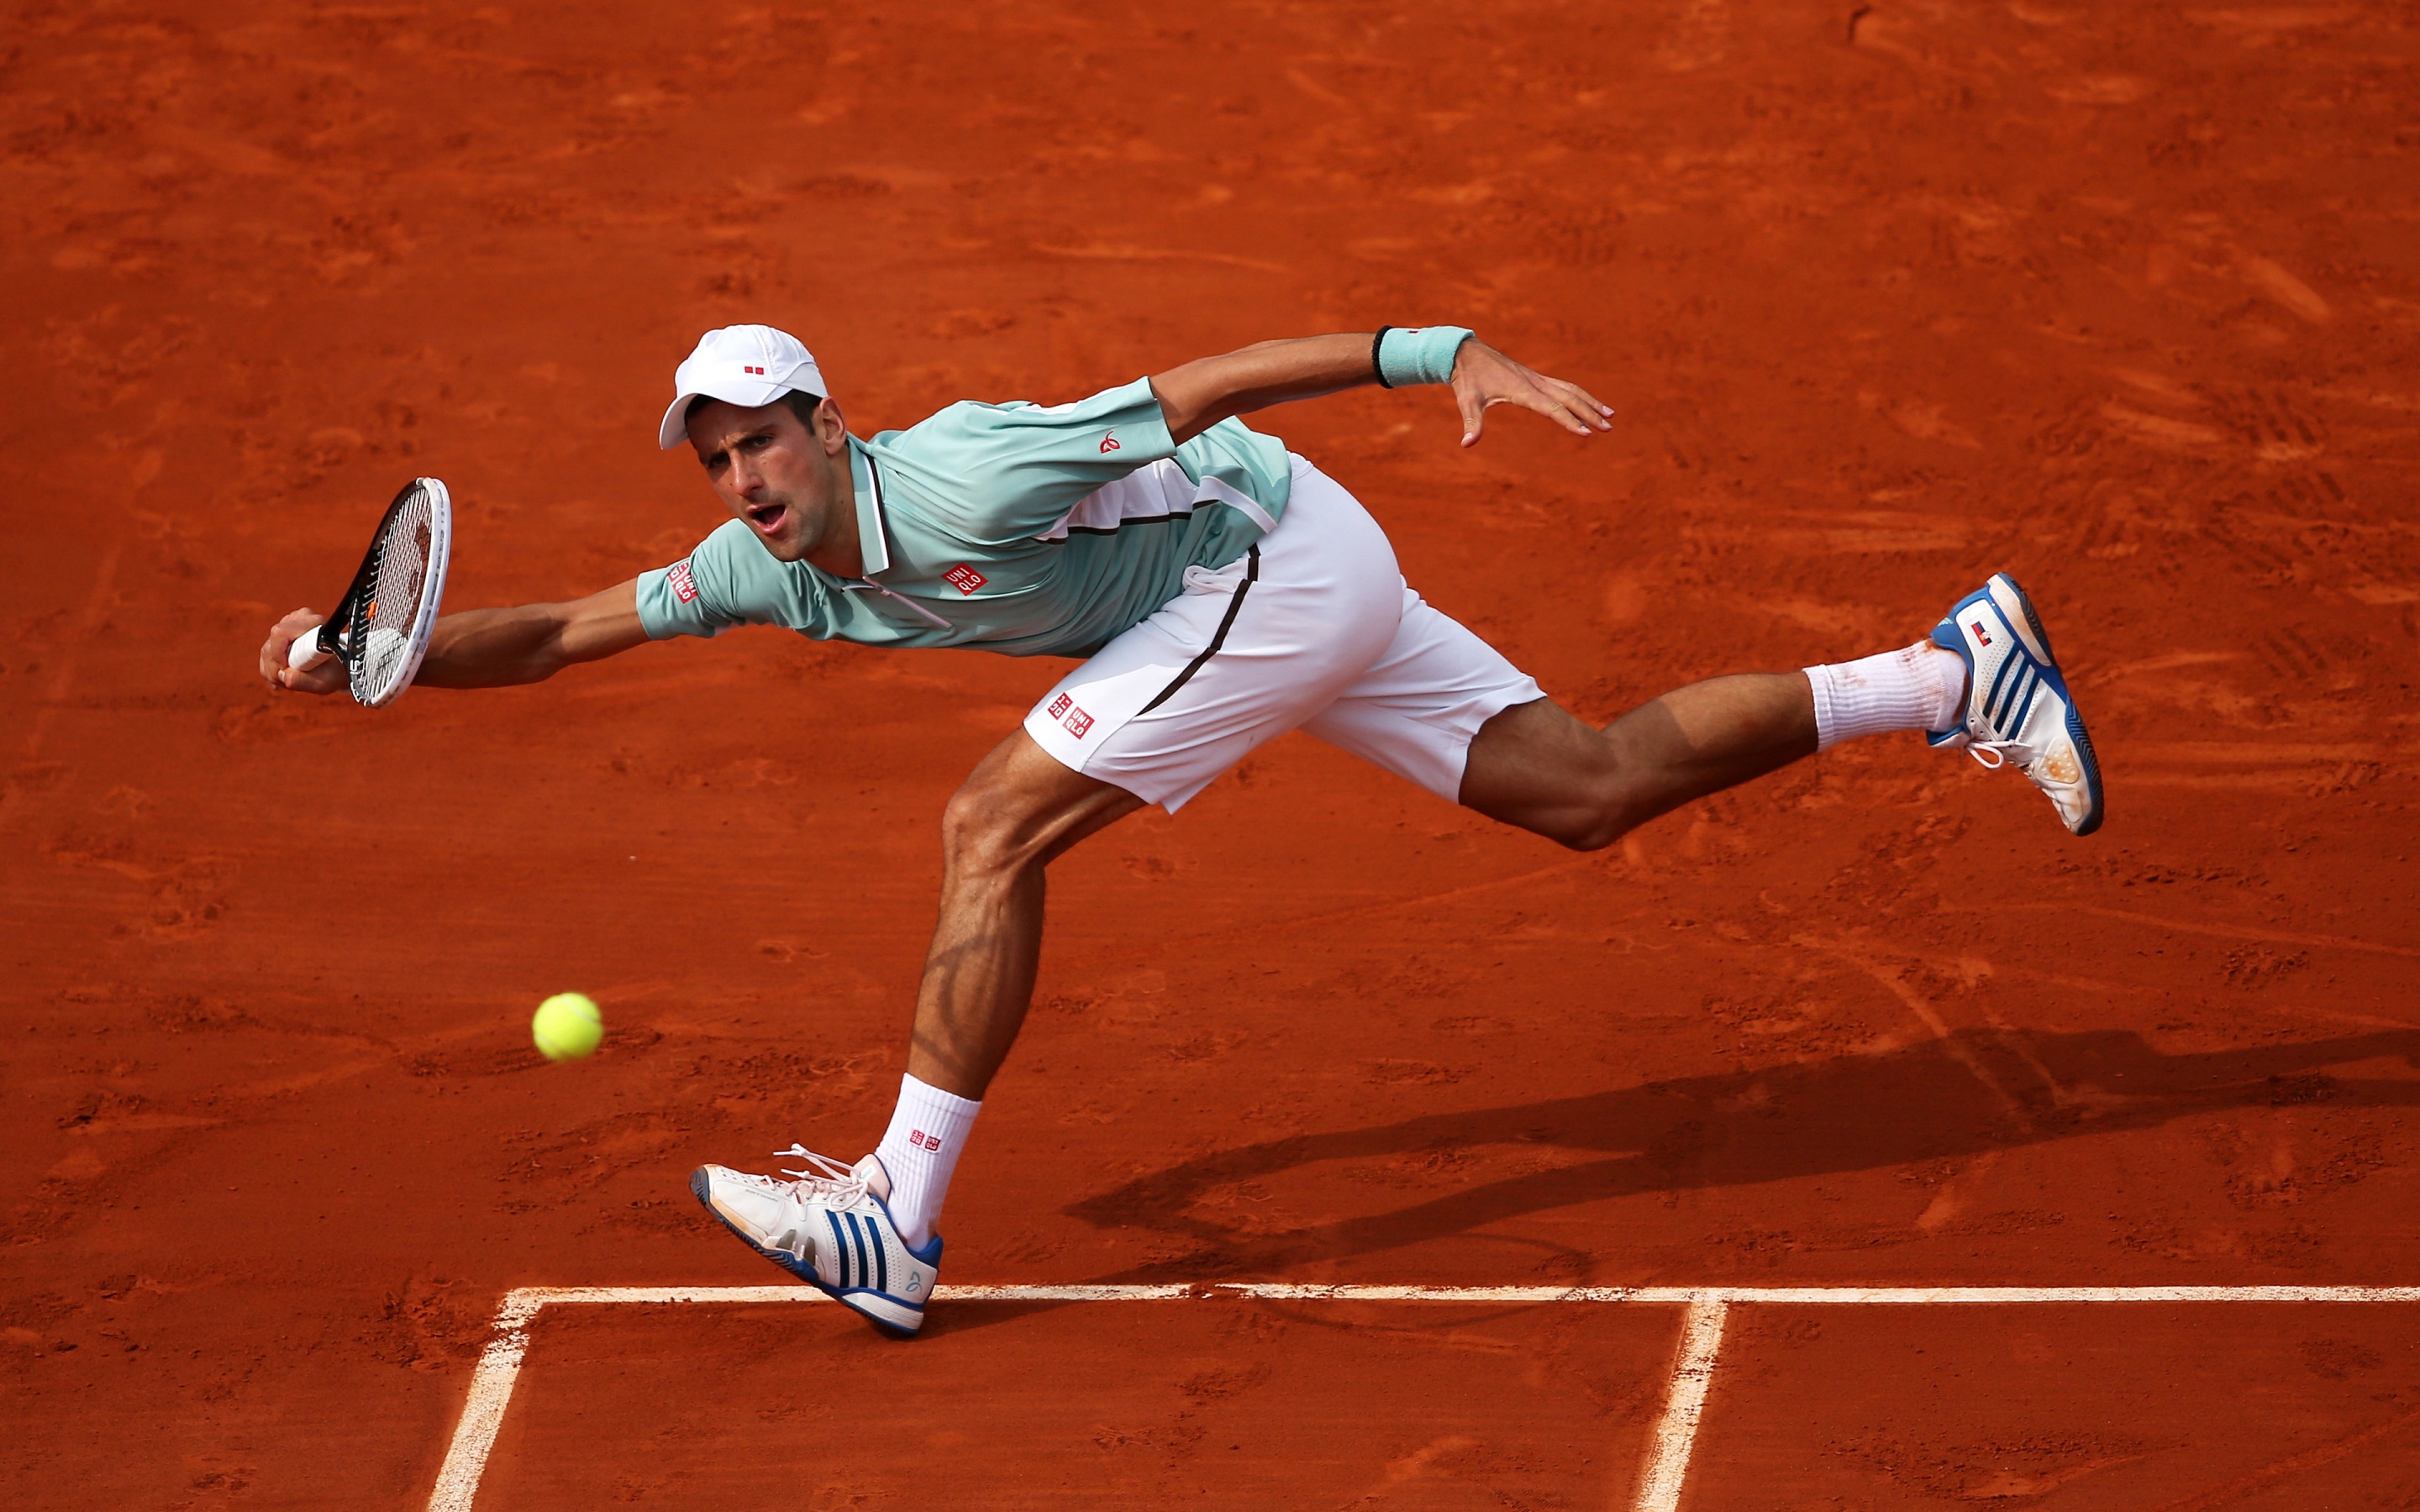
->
xmin=287 ymin=477 xmax=453 ymax=707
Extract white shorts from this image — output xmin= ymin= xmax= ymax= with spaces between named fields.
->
xmin=1023 ymin=456 xmax=1544 ymax=812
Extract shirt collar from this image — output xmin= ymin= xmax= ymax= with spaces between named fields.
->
xmin=847 ymin=436 xmax=891 ymax=578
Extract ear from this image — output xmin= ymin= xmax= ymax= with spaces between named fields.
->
xmin=814 ymin=397 xmax=849 ymax=454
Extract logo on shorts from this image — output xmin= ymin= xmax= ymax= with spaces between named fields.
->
xmin=668 ymin=560 xmax=700 ymax=603
xmin=1098 ymin=431 xmax=1121 ymax=454
xmin=944 ymin=563 xmax=987 ymax=595
xmin=908 ymin=1128 xmax=942 ymax=1153
xmin=1970 ymin=619 xmax=1992 ymax=647
xmin=1063 ymin=706 xmax=1095 ymax=739
xmin=1046 ymin=692 xmax=1072 ymax=720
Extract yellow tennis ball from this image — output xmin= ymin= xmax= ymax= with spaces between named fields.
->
xmin=532 ymin=992 xmax=603 ymax=1061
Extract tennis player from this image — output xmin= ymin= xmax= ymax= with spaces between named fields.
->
xmin=259 ymin=323 xmax=2102 ymax=1333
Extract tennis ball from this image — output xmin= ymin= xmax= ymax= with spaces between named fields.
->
xmin=532 ymin=992 xmax=603 ymax=1061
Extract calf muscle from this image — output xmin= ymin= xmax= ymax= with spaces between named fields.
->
xmin=908 ymin=733 xmax=1143 ymax=1098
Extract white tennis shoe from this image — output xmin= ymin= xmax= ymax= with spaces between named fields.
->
xmin=1927 ymin=573 xmax=2105 ymax=836
xmin=690 ymin=1148 xmax=940 ymax=1335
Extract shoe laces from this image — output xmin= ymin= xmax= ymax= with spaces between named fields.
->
xmin=1966 ymin=738 xmax=2024 ymax=771
xmin=768 ymin=1145 xmax=869 ymax=1206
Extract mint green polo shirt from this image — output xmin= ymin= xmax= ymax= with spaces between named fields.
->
xmin=635 ymin=379 xmax=1292 ymax=659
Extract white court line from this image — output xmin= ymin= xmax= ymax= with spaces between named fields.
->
xmin=427 ymin=1283 xmax=2420 ymax=1512
xmin=426 ymin=1292 xmax=544 ymax=1512
xmin=1634 ymin=1295 xmax=1728 ymax=1512
xmin=1198 ymin=1284 xmax=2420 ymax=1305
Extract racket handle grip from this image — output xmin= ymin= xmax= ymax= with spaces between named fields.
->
xmin=287 ymin=624 xmax=337 ymax=671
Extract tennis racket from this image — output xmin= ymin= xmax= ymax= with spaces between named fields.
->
xmin=286 ymin=477 xmax=453 ymax=707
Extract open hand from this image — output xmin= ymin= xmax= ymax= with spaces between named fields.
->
xmin=1449 ymin=340 xmax=1614 ymax=448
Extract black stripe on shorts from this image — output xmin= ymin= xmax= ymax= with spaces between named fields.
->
xmin=1137 ymin=545 xmax=1258 ymax=717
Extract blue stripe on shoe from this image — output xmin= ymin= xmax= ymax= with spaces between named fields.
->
xmin=1996 ymin=663 xmax=2033 ymax=727
xmin=847 ymin=1213 xmax=874 ymax=1289
xmin=2002 ymin=660 xmax=2041 ymax=731
xmin=824 ymin=1210 xmax=851 ymax=1287
xmin=1981 ymin=653 xmax=2021 ymax=725
xmin=2010 ymin=670 xmax=2044 ymax=738
xmin=870 ymin=1221 xmax=887 ymax=1294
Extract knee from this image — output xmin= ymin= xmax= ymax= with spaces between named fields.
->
xmin=938 ymin=780 xmax=1037 ymax=880
xmin=1463 ymin=707 xmax=1644 ymax=852
xmin=1550 ymin=785 xmax=1639 ymax=853
xmin=1534 ymin=769 xmax=1648 ymax=853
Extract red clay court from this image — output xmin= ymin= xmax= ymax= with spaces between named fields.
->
xmin=5 ymin=2 xmax=2417 ymax=1507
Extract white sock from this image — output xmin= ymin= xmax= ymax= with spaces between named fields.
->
xmin=1804 ymin=640 xmax=1968 ymax=751
xmin=871 ymin=1074 xmax=980 ymax=1250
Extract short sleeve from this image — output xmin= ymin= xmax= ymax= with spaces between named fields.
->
xmin=885 ymin=377 xmax=1178 ymax=542
xmin=634 ymin=519 xmax=768 ymax=640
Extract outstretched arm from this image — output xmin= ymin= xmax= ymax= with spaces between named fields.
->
xmin=258 ymin=578 xmax=650 ymax=694
xmin=1149 ymin=330 xmax=1612 ymax=449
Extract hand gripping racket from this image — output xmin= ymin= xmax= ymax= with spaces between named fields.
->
xmin=286 ymin=477 xmax=453 ymax=707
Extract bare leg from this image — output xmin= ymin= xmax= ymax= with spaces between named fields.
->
xmin=908 ymin=675 xmax=1808 ymax=1094
xmin=907 ymin=730 xmax=1145 ymax=1098
xmin=1457 ymin=673 xmax=1817 ymax=850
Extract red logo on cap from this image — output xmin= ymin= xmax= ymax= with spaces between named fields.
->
xmin=944 ymin=564 xmax=987 ymax=596
xmin=744 ymin=365 xmax=765 ymax=375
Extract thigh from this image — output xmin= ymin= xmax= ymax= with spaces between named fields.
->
xmin=1023 ymin=459 xmax=1405 ymax=812
xmin=1298 ymin=594 xmax=1546 ymax=803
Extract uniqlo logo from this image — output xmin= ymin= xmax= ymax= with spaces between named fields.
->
xmin=1063 ymin=706 xmax=1094 ymax=738
xmin=668 ymin=560 xmax=699 ymax=603
xmin=743 ymin=365 xmax=765 ymax=375
xmin=909 ymin=1128 xmax=940 ymax=1152
xmin=944 ymin=563 xmax=987 ymax=596
xmin=1046 ymin=692 xmax=1071 ymax=720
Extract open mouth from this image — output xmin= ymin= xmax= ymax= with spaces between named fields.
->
xmin=745 ymin=501 xmax=789 ymax=537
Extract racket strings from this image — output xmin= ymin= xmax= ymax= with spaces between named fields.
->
xmin=351 ymin=484 xmax=436 ymax=704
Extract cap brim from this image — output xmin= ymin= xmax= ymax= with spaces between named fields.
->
xmin=657 ymin=377 xmax=797 ymax=449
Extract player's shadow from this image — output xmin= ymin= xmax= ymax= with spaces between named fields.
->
xmin=1053 ymin=1025 xmax=2420 ymax=1285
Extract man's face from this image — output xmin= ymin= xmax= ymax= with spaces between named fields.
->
xmin=685 ymin=395 xmax=850 ymax=564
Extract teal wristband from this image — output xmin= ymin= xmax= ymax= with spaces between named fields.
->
xmin=1376 ymin=325 xmax=1472 ymax=387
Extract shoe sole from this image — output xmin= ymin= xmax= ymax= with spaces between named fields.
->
xmin=688 ymin=1168 xmax=925 ymax=1336
xmin=1988 ymin=572 xmax=2056 ymax=664
xmin=1985 ymin=574 xmax=2105 ymax=837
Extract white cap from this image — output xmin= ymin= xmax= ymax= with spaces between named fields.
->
xmin=657 ymin=324 xmax=829 ymax=449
